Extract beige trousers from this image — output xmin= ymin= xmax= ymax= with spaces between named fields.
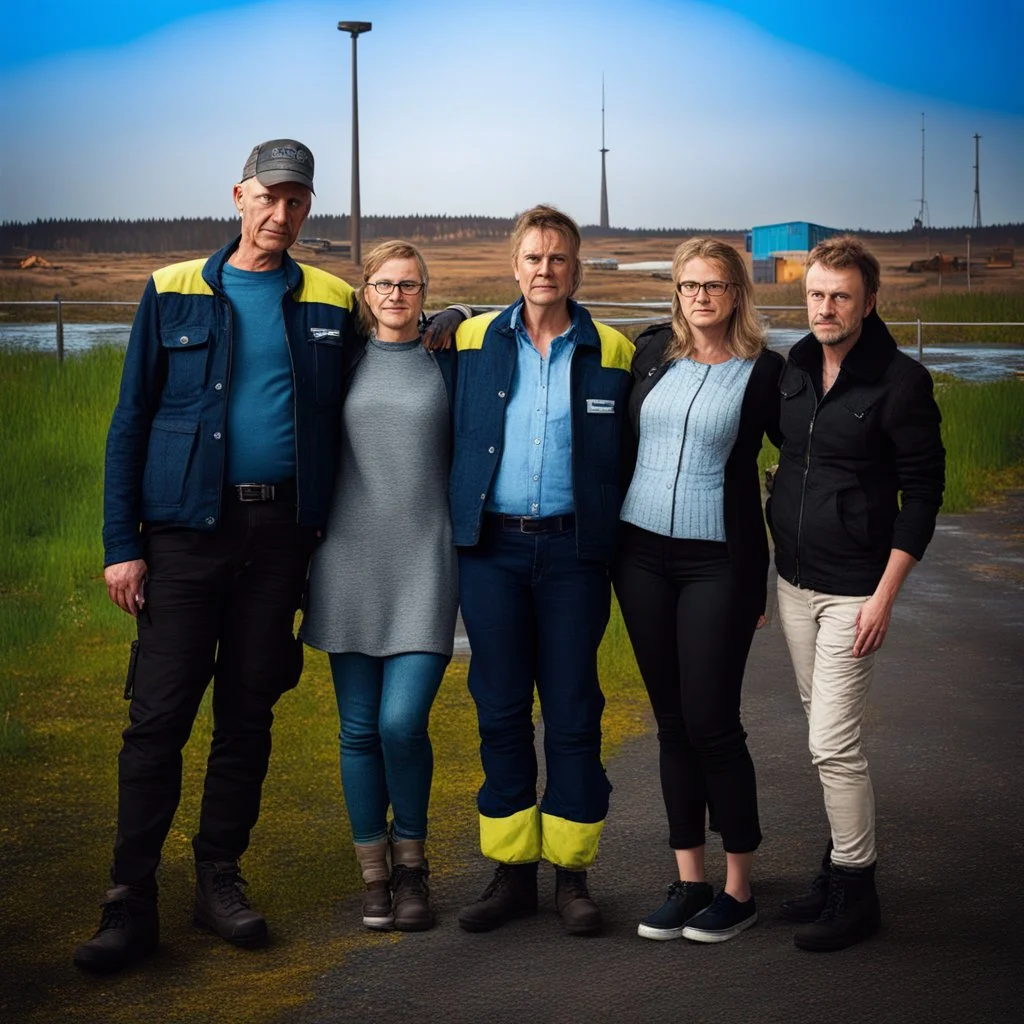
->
xmin=776 ymin=576 xmax=877 ymax=868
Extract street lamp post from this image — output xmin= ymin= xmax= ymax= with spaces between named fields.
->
xmin=337 ymin=20 xmax=372 ymax=265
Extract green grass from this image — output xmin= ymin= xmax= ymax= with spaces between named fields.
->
xmin=884 ymin=291 xmax=1024 ymax=346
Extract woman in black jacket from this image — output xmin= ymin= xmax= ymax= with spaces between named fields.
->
xmin=614 ymin=238 xmax=783 ymax=944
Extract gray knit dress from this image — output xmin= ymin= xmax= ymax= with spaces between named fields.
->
xmin=301 ymin=337 xmax=458 ymax=657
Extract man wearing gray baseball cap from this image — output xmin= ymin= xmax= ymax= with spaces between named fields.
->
xmin=74 ymin=138 xmax=355 ymax=973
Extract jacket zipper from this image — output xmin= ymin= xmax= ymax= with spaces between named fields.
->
xmin=794 ymin=371 xmax=840 ymax=585
xmin=217 ymin=293 xmax=232 ymax=520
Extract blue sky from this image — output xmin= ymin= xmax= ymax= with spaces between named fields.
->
xmin=2 ymin=0 xmax=1021 ymax=229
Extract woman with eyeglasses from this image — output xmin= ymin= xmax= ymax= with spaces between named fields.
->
xmin=614 ymin=238 xmax=783 ymax=944
xmin=301 ymin=240 xmax=457 ymax=933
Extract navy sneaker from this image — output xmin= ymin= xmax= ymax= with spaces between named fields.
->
xmin=681 ymin=890 xmax=757 ymax=943
xmin=637 ymin=880 xmax=714 ymax=940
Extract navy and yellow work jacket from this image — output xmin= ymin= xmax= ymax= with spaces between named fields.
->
xmin=449 ymin=299 xmax=634 ymax=563
xmin=103 ymin=237 xmax=358 ymax=566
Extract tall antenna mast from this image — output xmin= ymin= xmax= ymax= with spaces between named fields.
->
xmin=914 ymin=112 xmax=929 ymax=229
xmin=599 ymin=75 xmax=610 ymax=231
xmin=971 ymin=133 xmax=982 ymax=229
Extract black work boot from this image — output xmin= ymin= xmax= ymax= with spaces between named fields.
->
xmin=780 ymin=839 xmax=834 ymax=923
xmin=458 ymin=862 xmax=538 ymax=933
xmin=194 ymin=860 xmax=268 ymax=946
xmin=794 ymin=862 xmax=881 ymax=952
xmin=391 ymin=838 xmax=435 ymax=932
xmin=555 ymin=867 xmax=603 ymax=936
xmin=73 ymin=885 xmax=159 ymax=974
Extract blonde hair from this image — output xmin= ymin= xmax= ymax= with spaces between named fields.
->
xmin=805 ymin=235 xmax=880 ymax=297
xmin=664 ymin=238 xmax=764 ymax=362
xmin=509 ymin=205 xmax=583 ymax=296
xmin=357 ymin=240 xmax=429 ymax=336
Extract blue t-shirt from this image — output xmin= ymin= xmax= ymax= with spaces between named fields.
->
xmin=221 ymin=263 xmax=295 ymax=485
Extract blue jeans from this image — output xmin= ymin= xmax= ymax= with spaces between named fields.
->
xmin=328 ymin=652 xmax=449 ymax=844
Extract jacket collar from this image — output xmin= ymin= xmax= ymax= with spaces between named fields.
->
xmin=788 ymin=308 xmax=896 ymax=384
xmin=202 ymin=235 xmax=303 ymax=294
xmin=496 ymin=297 xmax=597 ymax=348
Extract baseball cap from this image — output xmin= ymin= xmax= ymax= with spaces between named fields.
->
xmin=241 ymin=139 xmax=315 ymax=193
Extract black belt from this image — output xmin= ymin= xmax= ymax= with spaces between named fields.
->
xmin=488 ymin=513 xmax=575 ymax=534
xmin=227 ymin=479 xmax=297 ymax=503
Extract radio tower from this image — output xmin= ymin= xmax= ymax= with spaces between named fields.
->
xmin=913 ymin=112 xmax=929 ymax=229
xmin=971 ymin=133 xmax=982 ymax=229
xmin=599 ymin=76 xmax=610 ymax=231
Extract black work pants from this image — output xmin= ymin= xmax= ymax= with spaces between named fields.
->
xmin=113 ymin=497 xmax=315 ymax=887
xmin=613 ymin=523 xmax=762 ymax=853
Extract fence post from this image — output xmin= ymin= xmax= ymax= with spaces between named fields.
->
xmin=54 ymin=294 xmax=64 ymax=366
xmin=916 ymin=318 xmax=923 ymax=362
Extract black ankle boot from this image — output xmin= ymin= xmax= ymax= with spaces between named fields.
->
xmin=555 ymin=867 xmax=603 ymax=935
xmin=194 ymin=860 xmax=267 ymax=946
xmin=794 ymin=862 xmax=881 ymax=952
xmin=780 ymin=839 xmax=834 ymax=923
xmin=73 ymin=885 xmax=159 ymax=974
xmin=458 ymin=862 xmax=538 ymax=933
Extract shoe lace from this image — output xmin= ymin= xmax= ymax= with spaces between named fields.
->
xmin=212 ymin=867 xmax=252 ymax=912
xmin=392 ymin=864 xmax=429 ymax=900
xmin=665 ymin=880 xmax=702 ymax=901
xmin=821 ymin=877 xmax=847 ymax=920
xmin=557 ymin=870 xmax=591 ymax=902
xmin=480 ymin=863 xmax=512 ymax=900
xmin=98 ymin=899 xmax=130 ymax=931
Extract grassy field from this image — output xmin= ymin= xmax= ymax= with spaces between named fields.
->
xmin=0 ymin=347 xmax=1020 ymax=1022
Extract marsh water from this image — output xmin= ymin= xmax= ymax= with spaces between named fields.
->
xmin=2 ymin=322 xmax=1023 ymax=381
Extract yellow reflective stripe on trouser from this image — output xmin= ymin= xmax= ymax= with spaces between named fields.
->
xmin=540 ymin=812 xmax=605 ymax=870
xmin=479 ymin=806 xmax=541 ymax=863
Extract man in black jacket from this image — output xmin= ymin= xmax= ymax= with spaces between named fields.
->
xmin=768 ymin=237 xmax=944 ymax=952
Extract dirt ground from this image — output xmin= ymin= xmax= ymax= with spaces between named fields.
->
xmin=2 ymin=232 xmax=1022 ymax=318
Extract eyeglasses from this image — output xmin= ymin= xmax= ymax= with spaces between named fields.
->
xmin=677 ymin=280 xmax=732 ymax=297
xmin=366 ymin=280 xmax=425 ymax=295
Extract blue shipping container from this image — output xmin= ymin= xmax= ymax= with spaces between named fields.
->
xmin=749 ymin=222 xmax=838 ymax=260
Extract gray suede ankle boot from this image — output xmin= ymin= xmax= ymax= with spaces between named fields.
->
xmin=390 ymin=838 xmax=435 ymax=932
xmin=354 ymin=839 xmax=393 ymax=930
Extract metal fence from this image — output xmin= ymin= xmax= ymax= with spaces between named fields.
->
xmin=2 ymin=298 xmax=1024 ymax=366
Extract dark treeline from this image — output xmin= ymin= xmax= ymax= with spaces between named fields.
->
xmin=1 ymin=215 xmax=518 ymax=254
xmin=1 ymin=217 xmax=1021 ymax=255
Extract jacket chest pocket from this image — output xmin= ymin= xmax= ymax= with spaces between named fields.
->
xmin=822 ymin=395 xmax=882 ymax=457
xmin=160 ymin=327 xmax=212 ymax=399
xmin=310 ymin=331 xmax=345 ymax=405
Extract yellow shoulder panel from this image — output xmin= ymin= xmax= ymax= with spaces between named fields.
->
xmin=455 ymin=311 xmax=502 ymax=351
xmin=293 ymin=264 xmax=356 ymax=309
xmin=152 ymin=259 xmax=213 ymax=296
xmin=594 ymin=320 xmax=635 ymax=372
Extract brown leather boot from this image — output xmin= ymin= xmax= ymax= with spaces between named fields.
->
xmin=390 ymin=837 xmax=435 ymax=932
xmin=458 ymin=862 xmax=538 ymax=932
xmin=193 ymin=860 xmax=267 ymax=945
xmin=73 ymin=884 xmax=159 ymax=974
xmin=555 ymin=867 xmax=603 ymax=936
xmin=354 ymin=839 xmax=393 ymax=930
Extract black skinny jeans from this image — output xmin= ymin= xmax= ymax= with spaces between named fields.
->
xmin=614 ymin=523 xmax=762 ymax=853
xmin=113 ymin=496 xmax=315 ymax=887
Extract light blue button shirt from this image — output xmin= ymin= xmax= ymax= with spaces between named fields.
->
xmin=486 ymin=303 xmax=577 ymax=517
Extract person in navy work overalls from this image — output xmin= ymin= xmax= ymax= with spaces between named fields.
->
xmin=449 ymin=205 xmax=634 ymax=935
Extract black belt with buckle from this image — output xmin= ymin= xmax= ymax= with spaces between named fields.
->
xmin=489 ymin=513 xmax=575 ymax=534
xmin=229 ymin=479 xmax=297 ymax=503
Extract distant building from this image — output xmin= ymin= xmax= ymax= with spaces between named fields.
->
xmin=745 ymin=221 xmax=839 ymax=284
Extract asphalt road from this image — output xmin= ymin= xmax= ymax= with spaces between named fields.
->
xmin=288 ymin=496 xmax=1024 ymax=1024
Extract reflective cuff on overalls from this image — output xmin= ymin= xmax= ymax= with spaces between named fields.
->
xmin=540 ymin=811 xmax=605 ymax=870
xmin=480 ymin=805 xmax=541 ymax=863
